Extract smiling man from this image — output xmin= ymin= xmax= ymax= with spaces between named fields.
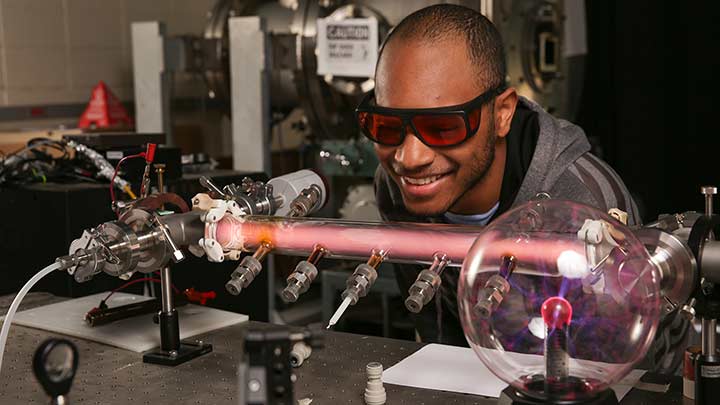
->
xmin=358 ymin=5 xmax=641 ymax=345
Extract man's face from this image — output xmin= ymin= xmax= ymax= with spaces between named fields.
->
xmin=374 ymin=39 xmax=498 ymax=216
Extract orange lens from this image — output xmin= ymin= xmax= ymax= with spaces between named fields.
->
xmin=411 ymin=114 xmax=468 ymax=146
xmin=358 ymin=112 xmax=404 ymax=145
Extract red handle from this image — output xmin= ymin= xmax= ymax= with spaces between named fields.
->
xmin=144 ymin=143 xmax=157 ymax=163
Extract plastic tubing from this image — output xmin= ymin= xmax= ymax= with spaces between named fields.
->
xmin=208 ymin=215 xmax=583 ymax=267
xmin=0 ymin=262 xmax=61 ymax=372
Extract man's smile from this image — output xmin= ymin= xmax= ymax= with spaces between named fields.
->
xmin=397 ymin=172 xmax=453 ymax=198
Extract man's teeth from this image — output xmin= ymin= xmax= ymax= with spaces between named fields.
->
xmin=403 ymin=175 xmax=442 ymax=186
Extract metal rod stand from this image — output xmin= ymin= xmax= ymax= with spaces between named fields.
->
xmin=143 ymin=266 xmax=212 ymax=366
xmin=695 ymin=314 xmax=720 ymax=403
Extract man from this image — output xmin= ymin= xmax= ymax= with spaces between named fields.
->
xmin=357 ymin=4 xmax=667 ymax=356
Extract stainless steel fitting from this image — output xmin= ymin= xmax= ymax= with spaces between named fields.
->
xmin=282 ymin=245 xmax=327 ymax=303
xmin=405 ymin=253 xmax=449 ymax=313
xmin=226 ymin=241 xmax=273 ymax=295
xmin=473 ymin=255 xmax=517 ymax=318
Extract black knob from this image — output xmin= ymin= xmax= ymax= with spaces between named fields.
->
xmin=33 ymin=338 xmax=79 ymax=399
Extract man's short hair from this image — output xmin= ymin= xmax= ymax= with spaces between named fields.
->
xmin=378 ymin=4 xmax=506 ymax=90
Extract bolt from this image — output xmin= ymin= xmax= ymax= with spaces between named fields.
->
xmin=169 ymin=350 xmax=178 ymax=358
xmin=405 ymin=294 xmax=424 ymax=314
xmin=248 ymin=379 xmax=261 ymax=392
xmin=701 ymin=186 xmax=717 ymax=216
xmin=681 ymin=304 xmax=696 ymax=320
xmin=282 ymin=284 xmax=301 ymax=303
xmin=226 ymin=278 xmax=243 ymax=296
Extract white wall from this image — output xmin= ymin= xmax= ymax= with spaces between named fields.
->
xmin=0 ymin=0 xmax=216 ymax=107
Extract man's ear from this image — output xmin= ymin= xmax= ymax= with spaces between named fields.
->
xmin=493 ymin=88 xmax=518 ymax=139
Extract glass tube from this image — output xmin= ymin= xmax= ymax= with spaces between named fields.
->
xmin=208 ymin=215 xmax=583 ymax=267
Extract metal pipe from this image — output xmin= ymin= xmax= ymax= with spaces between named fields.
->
xmin=104 ymin=229 xmax=162 ymax=257
xmin=160 ymin=266 xmax=173 ymax=313
xmin=155 ymin=164 xmax=166 ymax=194
xmin=162 ymin=211 xmax=204 ymax=245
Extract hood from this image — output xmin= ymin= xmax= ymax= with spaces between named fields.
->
xmin=512 ymin=96 xmax=591 ymax=205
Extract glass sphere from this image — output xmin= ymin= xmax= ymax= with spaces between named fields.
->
xmin=458 ymin=199 xmax=661 ymax=401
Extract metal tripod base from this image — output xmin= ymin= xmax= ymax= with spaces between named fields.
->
xmin=498 ymin=385 xmax=618 ymax=405
xmin=143 ymin=341 xmax=213 ymax=366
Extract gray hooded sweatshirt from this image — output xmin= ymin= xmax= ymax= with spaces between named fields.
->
xmin=374 ymin=97 xmax=683 ymax=372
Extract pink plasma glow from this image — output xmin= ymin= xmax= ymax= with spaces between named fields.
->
xmin=541 ymin=296 xmax=573 ymax=329
xmin=211 ymin=215 xmax=584 ymax=266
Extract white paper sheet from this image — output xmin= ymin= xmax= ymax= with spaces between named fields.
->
xmin=5 ymin=292 xmax=248 ymax=352
xmin=383 ymin=344 xmax=645 ymax=400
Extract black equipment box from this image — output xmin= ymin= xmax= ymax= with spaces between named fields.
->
xmin=62 ymin=132 xmax=182 ymax=184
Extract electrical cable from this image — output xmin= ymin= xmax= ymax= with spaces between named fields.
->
xmin=102 ymin=277 xmax=180 ymax=304
xmin=0 ymin=139 xmax=72 ymax=187
xmin=0 ymin=262 xmax=61 ymax=373
xmin=109 ymin=153 xmax=144 ymax=215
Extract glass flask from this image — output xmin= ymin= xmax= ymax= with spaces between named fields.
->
xmin=458 ymin=199 xmax=661 ymax=402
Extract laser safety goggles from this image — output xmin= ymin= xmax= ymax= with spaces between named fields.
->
xmin=355 ymin=85 xmax=505 ymax=147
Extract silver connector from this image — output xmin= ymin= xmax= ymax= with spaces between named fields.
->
xmin=226 ymin=242 xmax=273 ymax=296
xmin=340 ymin=250 xmax=386 ymax=306
xmin=474 ymin=275 xmax=511 ymax=318
xmin=282 ymin=261 xmax=318 ymax=303
xmin=282 ymin=245 xmax=326 ymax=303
xmin=226 ymin=256 xmax=263 ymax=295
xmin=473 ymin=255 xmax=517 ymax=318
xmin=288 ymin=185 xmax=322 ymax=217
xmin=341 ymin=264 xmax=378 ymax=305
xmin=55 ymin=249 xmax=95 ymax=272
xmin=405 ymin=253 xmax=449 ymax=313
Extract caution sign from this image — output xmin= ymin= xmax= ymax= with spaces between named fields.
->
xmin=316 ymin=17 xmax=379 ymax=78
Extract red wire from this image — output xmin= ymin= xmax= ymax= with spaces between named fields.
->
xmin=110 ymin=153 xmax=144 ymax=216
xmin=103 ymin=276 xmax=180 ymax=303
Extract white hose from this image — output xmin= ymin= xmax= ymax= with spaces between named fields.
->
xmin=0 ymin=262 xmax=61 ymax=372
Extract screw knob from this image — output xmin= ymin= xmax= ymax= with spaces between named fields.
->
xmin=701 ymin=186 xmax=718 ymax=195
xmin=702 ymin=186 xmax=717 ymax=216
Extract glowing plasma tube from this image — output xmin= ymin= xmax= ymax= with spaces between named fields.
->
xmin=206 ymin=215 xmax=585 ymax=267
